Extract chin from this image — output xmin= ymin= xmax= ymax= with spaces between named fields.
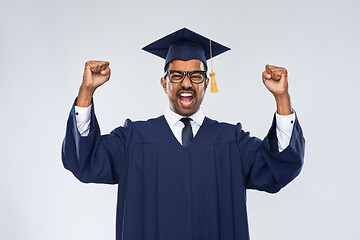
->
xmin=179 ymin=111 xmax=193 ymax=117
xmin=176 ymin=106 xmax=198 ymax=117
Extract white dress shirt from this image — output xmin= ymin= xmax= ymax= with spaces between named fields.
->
xmin=164 ymin=107 xmax=205 ymax=145
xmin=74 ymin=105 xmax=295 ymax=152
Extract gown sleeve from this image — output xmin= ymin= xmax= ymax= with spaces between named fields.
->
xmin=61 ymin=100 xmax=132 ymax=184
xmin=237 ymin=113 xmax=305 ymax=193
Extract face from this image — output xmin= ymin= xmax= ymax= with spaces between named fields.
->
xmin=161 ymin=59 xmax=209 ymax=116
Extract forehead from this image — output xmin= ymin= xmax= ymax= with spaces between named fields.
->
xmin=168 ymin=59 xmax=206 ymax=71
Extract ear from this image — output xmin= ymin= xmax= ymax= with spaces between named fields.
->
xmin=161 ymin=77 xmax=167 ymax=93
xmin=205 ymin=77 xmax=209 ymax=90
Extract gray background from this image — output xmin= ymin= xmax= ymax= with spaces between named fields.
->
xmin=1 ymin=0 xmax=359 ymax=239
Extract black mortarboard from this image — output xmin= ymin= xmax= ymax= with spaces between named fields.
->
xmin=142 ymin=27 xmax=230 ymax=68
xmin=142 ymin=28 xmax=231 ymax=93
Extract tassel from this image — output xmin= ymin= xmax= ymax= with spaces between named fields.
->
xmin=209 ymin=39 xmax=218 ymax=93
xmin=210 ymin=72 xmax=218 ymax=93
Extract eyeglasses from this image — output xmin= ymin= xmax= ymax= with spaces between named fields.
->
xmin=165 ymin=70 xmax=207 ymax=84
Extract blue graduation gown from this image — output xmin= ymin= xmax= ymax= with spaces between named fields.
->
xmin=62 ymin=102 xmax=305 ymax=240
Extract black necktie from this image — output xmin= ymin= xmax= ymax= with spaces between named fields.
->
xmin=180 ymin=118 xmax=193 ymax=147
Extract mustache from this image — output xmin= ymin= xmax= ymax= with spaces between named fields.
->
xmin=176 ymin=87 xmax=196 ymax=96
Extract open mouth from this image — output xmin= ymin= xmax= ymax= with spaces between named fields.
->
xmin=178 ymin=92 xmax=194 ymax=106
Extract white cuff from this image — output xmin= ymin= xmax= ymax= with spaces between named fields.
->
xmin=75 ymin=104 xmax=92 ymax=136
xmin=276 ymin=111 xmax=295 ymax=130
xmin=275 ymin=110 xmax=295 ymax=152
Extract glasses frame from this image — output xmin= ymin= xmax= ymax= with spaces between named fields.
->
xmin=165 ymin=70 xmax=208 ymax=84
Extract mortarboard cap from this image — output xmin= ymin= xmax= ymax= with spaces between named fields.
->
xmin=142 ymin=27 xmax=230 ymax=68
xmin=142 ymin=28 xmax=231 ymax=93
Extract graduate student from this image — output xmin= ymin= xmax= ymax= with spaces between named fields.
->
xmin=62 ymin=28 xmax=305 ymax=240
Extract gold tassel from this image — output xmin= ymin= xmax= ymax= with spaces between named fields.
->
xmin=210 ymin=72 xmax=218 ymax=93
xmin=209 ymin=40 xmax=218 ymax=93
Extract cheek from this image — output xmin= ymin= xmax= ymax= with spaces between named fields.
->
xmin=164 ymin=81 xmax=172 ymax=94
xmin=166 ymin=84 xmax=172 ymax=94
xmin=197 ymin=85 xmax=206 ymax=95
xmin=167 ymin=84 xmax=177 ymax=95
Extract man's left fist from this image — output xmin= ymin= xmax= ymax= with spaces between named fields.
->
xmin=262 ymin=64 xmax=288 ymax=96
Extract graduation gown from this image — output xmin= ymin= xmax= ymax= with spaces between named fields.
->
xmin=62 ymin=102 xmax=305 ymax=240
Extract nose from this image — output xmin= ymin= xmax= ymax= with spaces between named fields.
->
xmin=181 ymin=73 xmax=192 ymax=88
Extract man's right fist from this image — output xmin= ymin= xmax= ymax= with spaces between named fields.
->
xmin=82 ymin=60 xmax=111 ymax=91
xmin=76 ymin=60 xmax=111 ymax=107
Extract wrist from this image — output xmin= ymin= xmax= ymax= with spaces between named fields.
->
xmin=76 ymin=85 xmax=95 ymax=107
xmin=274 ymin=92 xmax=290 ymax=101
xmin=274 ymin=92 xmax=292 ymax=115
xmin=79 ymin=84 xmax=96 ymax=93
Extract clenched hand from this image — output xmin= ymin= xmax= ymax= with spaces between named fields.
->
xmin=262 ymin=64 xmax=292 ymax=115
xmin=76 ymin=60 xmax=111 ymax=107
xmin=262 ymin=64 xmax=288 ymax=97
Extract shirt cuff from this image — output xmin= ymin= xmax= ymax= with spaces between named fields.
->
xmin=75 ymin=104 xmax=92 ymax=136
xmin=275 ymin=110 xmax=295 ymax=131
xmin=275 ymin=110 xmax=296 ymax=152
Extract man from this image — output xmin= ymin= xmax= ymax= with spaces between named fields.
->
xmin=62 ymin=28 xmax=305 ymax=240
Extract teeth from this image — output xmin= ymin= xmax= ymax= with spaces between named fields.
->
xmin=180 ymin=92 xmax=193 ymax=97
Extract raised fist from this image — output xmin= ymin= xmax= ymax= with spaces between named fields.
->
xmin=76 ymin=60 xmax=111 ymax=107
xmin=82 ymin=60 xmax=111 ymax=91
xmin=262 ymin=64 xmax=288 ymax=96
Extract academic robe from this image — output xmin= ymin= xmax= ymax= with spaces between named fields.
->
xmin=62 ymin=102 xmax=305 ymax=240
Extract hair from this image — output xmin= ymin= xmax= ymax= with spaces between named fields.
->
xmin=164 ymin=61 xmax=208 ymax=73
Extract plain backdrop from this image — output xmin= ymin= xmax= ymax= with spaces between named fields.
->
xmin=1 ymin=0 xmax=359 ymax=239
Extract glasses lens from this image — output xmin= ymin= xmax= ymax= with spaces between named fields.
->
xmin=169 ymin=71 xmax=184 ymax=82
xmin=190 ymin=71 xmax=205 ymax=83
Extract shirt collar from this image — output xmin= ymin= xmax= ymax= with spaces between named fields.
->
xmin=165 ymin=107 xmax=205 ymax=126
